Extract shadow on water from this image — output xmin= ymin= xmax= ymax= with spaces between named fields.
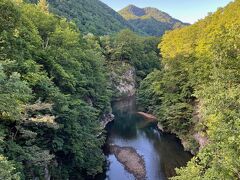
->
xmin=95 ymin=96 xmax=192 ymax=180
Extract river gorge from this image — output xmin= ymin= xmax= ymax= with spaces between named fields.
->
xmin=96 ymin=97 xmax=192 ymax=180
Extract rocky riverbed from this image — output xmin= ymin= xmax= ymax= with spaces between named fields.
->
xmin=109 ymin=145 xmax=146 ymax=180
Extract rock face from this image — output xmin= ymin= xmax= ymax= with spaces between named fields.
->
xmin=110 ymin=145 xmax=146 ymax=180
xmin=100 ymin=113 xmax=115 ymax=128
xmin=192 ymin=100 xmax=208 ymax=150
xmin=194 ymin=132 xmax=208 ymax=149
xmin=137 ymin=112 xmax=157 ymax=120
xmin=109 ymin=62 xmax=136 ymax=99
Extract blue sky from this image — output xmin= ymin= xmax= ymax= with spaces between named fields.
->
xmin=100 ymin=0 xmax=233 ymax=23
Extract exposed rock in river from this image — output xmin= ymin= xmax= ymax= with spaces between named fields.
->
xmin=110 ymin=145 xmax=146 ymax=180
xmin=137 ymin=112 xmax=157 ymax=120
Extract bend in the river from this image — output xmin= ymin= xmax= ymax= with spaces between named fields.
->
xmin=96 ymin=96 xmax=192 ymax=180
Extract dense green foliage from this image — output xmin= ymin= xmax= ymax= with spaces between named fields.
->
xmin=0 ymin=0 xmax=111 ymax=178
xmin=27 ymin=0 xmax=138 ymax=35
xmin=0 ymin=0 xmax=161 ymax=179
xmin=138 ymin=0 xmax=240 ymax=179
xmin=3 ymin=0 xmax=240 ymax=179
xmin=119 ymin=5 xmax=188 ymax=36
xmin=100 ymin=29 xmax=161 ymax=83
xmin=138 ymin=58 xmax=194 ymax=136
xmin=27 ymin=0 xmax=187 ymax=37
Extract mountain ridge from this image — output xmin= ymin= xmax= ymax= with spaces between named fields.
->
xmin=26 ymin=0 xmax=141 ymax=35
xmin=119 ymin=4 xmax=189 ymax=36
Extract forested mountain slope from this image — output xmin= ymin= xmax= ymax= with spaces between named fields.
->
xmin=26 ymin=0 xmax=138 ymax=35
xmin=119 ymin=5 xmax=188 ymax=36
xmin=0 ymin=0 xmax=111 ymax=178
xmin=0 ymin=0 xmax=161 ymax=179
xmin=138 ymin=0 xmax=240 ymax=179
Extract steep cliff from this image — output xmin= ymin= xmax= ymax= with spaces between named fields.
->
xmin=108 ymin=62 xmax=136 ymax=99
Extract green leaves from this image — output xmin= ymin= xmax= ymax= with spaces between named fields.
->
xmin=0 ymin=1 xmax=112 ymax=179
xmin=0 ymin=155 xmax=20 ymax=180
xmin=153 ymin=0 xmax=240 ymax=179
xmin=0 ymin=0 xmax=20 ymax=32
xmin=101 ymin=29 xmax=161 ymax=83
xmin=0 ymin=65 xmax=31 ymax=121
xmin=39 ymin=0 xmax=136 ymax=35
xmin=138 ymin=56 xmax=194 ymax=137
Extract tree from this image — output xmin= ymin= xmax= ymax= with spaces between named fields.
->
xmin=140 ymin=0 xmax=240 ymax=179
xmin=0 ymin=155 xmax=20 ymax=180
xmin=0 ymin=65 xmax=32 ymax=121
xmin=0 ymin=0 xmax=112 ymax=178
xmin=37 ymin=0 xmax=48 ymax=12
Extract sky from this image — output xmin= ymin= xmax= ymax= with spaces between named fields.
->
xmin=100 ymin=0 xmax=233 ymax=23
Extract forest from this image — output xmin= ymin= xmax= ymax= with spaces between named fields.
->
xmin=26 ymin=0 xmax=138 ymax=35
xmin=0 ymin=0 xmax=160 ymax=179
xmin=1 ymin=0 xmax=240 ymax=179
xmin=119 ymin=5 xmax=188 ymax=36
xmin=138 ymin=0 xmax=240 ymax=179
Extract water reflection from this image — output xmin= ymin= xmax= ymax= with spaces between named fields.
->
xmin=99 ymin=97 xmax=192 ymax=180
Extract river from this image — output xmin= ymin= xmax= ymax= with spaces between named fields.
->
xmin=96 ymin=97 xmax=192 ymax=180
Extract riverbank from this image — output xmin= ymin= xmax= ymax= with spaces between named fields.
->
xmin=99 ymin=96 xmax=192 ymax=180
xmin=140 ymin=111 xmax=197 ymax=154
xmin=137 ymin=112 xmax=157 ymax=120
xmin=137 ymin=111 xmax=197 ymax=156
xmin=110 ymin=145 xmax=146 ymax=180
xmin=100 ymin=113 xmax=115 ymax=129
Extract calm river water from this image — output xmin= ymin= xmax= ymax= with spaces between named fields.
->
xmin=96 ymin=97 xmax=192 ymax=180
